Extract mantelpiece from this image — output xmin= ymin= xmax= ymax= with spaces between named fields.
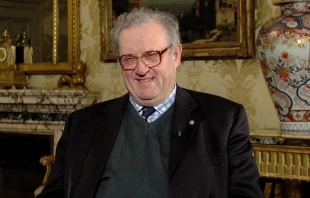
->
xmin=0 ymin=89 xmax=102 ymax=154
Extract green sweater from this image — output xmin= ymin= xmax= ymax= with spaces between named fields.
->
xmin=95 ymin=103 xmax=174 ymax=198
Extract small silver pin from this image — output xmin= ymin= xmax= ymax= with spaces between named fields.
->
xmin=189 ymin=120 xmax=195 ymax=125
xmin=177 ymin=130 xmax=182 ymax=137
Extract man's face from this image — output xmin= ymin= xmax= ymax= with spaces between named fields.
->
xmin=118 ymin=21 xmax=182 ymax=107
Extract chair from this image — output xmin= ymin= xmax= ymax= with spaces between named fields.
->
xmin=34 ymin=155 xmax=55 ymax=197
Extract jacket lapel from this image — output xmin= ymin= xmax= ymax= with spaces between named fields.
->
xmin=92 ymin=95 xmax=129 ymax=182
xmin=76 ymin=94 xmax=129 ymax=196
xmin=169 ymin=87 xmax=201 ymax=179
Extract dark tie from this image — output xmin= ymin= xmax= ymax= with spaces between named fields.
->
xmin=141 ymin=107 xmax=156 ymax=120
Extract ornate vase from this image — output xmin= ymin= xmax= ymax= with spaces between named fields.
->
xmin=257 ymin=0 xmax=310 ymax=135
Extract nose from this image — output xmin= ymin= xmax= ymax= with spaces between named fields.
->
xmin=134 ymin=58 xmax=150 ymax=75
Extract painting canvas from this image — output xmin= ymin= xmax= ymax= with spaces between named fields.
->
xmin=99 ymin=0 xmax=254 ymax=61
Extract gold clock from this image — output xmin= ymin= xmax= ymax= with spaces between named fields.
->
xmin=0 ymin=47 xmax=8 ymax=63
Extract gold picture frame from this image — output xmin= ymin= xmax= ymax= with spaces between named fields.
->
xmin=18 ymin=0 xmax=81 ymax=75
xmin=99 ymin=0 xmax=255 ymax=61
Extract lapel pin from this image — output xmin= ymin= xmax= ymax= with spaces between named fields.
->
xmin=189 ymin=120 xmax=195 ymax=125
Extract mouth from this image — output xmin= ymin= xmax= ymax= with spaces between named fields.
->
xmin=137 ymin=77 xmax=154 ymax=82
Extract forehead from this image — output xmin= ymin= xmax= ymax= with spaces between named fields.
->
xmin=119 ymin=21 xmax=169 ymax=54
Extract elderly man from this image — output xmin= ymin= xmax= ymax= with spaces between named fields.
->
xmin=37 ymin=7 xmax=263 ymax=198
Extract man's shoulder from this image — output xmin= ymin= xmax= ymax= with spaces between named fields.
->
xmin=70 ymin=94 xmax=128 ymax=117
xmin=180 ymin=87 xmax=240 ymax=108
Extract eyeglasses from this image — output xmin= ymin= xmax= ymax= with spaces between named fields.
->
xmin=118 ymin=44 xmax=172 ymax=70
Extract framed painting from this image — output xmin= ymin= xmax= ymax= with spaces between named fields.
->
xmin=99 ymin=0 xmax=255 ymax=61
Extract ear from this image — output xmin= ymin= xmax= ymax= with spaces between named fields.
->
xmin=173 ymin=44 xmax=182 ymax=66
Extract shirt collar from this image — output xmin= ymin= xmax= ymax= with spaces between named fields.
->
xmin=129 ymin=85 xmax=176 ymax=114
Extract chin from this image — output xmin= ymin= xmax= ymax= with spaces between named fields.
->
xmin=134 ymin=91 xmax=157 ymax=101
xmin=138 ymin=94 xmax=156 ymax=100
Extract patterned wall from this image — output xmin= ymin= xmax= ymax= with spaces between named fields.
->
xmin=28 ymin=0 xmax=281 ymax=133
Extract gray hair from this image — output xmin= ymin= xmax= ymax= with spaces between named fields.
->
xmin=110 ymin=7 xmax=181 ymax=56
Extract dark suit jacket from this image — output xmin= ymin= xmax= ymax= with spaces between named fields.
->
xmin=38 ymin=86 xmax=264 ymax=198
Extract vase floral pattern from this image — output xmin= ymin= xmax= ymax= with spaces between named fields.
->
xmin=257 ymin=1 xmax=310 ymax=135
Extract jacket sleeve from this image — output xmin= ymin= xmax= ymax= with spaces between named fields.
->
xmin=36 ymin=113 xmax=74 ymax=198
xmin=228 ymin=104 xmax=264 ymax=198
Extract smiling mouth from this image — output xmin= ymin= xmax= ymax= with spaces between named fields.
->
xmin=138 ymin=78 xmax=154 ymax=82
